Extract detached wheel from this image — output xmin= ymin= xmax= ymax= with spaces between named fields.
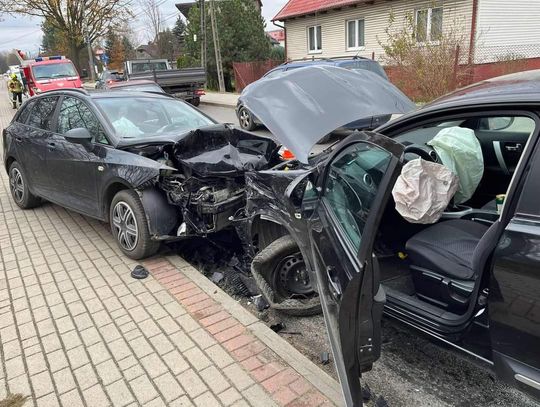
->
xmin=253 ymin=235 xmax=321 ymax=316
xmin=110 ymin=190 xmax=159 ymax=259
xmin=190 ymin=97 xmax=200 ymax=107
xmin=238 ymin=107 xmax=256 ymax=131
xmin=9 ymin=161 xmax=40 ymax=209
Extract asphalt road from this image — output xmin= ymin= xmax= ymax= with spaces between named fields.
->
xmin=198 ymin=103 xmax=273 ymax=138
xmin=198 ymin=102 xmax=540 ymax=407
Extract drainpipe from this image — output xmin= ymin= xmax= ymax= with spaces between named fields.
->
xmin=468 ymin=0 xmax=479 ymax=65
xmin=273 ymin=20 xmax=287 ymax=61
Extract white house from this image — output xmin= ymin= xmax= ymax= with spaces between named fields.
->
xmin=273 ymin=0 xmax=540 ymax=64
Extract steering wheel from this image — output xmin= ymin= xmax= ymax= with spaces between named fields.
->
xmin=403 ymin=145 xmax=438 ymax=162
xmin=157 ymin=122 xmax=185 ymax=134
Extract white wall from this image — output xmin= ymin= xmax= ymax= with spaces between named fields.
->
xmin=283 ymin=0 xmax=473 ymax=63
xmin=475 ymin=0 xmax=540 ymax=63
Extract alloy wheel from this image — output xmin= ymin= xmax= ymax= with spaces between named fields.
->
xmin=112 ymin=201 xmax=139 ymax=251
xmin=9 ymin=167 xmax=24 ymax=203
xmin=239 ymin=109 xmax=251 ymax=128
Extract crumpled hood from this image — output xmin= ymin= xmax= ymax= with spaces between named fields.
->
xmin=241 ymin=65 xmax=416 ymax=163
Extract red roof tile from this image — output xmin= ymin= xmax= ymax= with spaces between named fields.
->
xmin=273 ymin=0 xmax=364 ymax=21
xmin=267 ymin=30 xmax=286 ymax=41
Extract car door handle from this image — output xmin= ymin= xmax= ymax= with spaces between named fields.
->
xmin=47 ymin=142 xmax=56 ymax=149
xmin=505 ymin=143 xmax=522 ymax=152
xmin=15 ymin=136 xmax=23 ymax=142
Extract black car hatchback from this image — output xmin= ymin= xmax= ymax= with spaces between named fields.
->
xmin=2 ymin=89 xmax=279 ymax=259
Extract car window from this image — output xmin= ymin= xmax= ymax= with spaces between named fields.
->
xmin=263 ymin=69 xmax=284 ymax=79
xmin=95 ymin=97 xmax=214 ymax=140
xmin=339 ymin=60 xmax=388 ymax=80
xmin=27 ymin=97 xmax=58 ymax=130
xmin=32 ymin=62 xmax=78 ymax=80
xmin=57 ymin=97 xmax=109 ymax=144
xmin=16 ymin=100 xmax=36 ymax=124
xmin=323 ymin=142 xmax=392 ymax=251
xmin=478 ymin=116 xmax=535 ymax=133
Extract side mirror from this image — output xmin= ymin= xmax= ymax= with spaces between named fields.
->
xmin=64 ymin=128 xmax=93 ymax=149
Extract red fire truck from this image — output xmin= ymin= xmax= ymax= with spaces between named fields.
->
xmin=16 ymin=51 xmax=84 ymax=96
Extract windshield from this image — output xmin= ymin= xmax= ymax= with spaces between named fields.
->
xmin=95 ymin=97 xmax=214 ymax=139
xmin=132 ymin=62 xmax=168 ymax=73
xmin=32 ymin=62 xmax=78 ymax=81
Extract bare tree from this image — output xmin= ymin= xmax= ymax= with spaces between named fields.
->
xmin=0 ymin=0 xmax=131 ymax=69
xmin=140 ymin=0 xmax=162 ymax=44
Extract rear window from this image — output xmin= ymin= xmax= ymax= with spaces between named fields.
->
xmin=131 ymin=62 xmax=168 ymax=73
xmin=16 ymin=100 xmax=36 ymax=124
xmin=32 ymin=62 xmax=78 ymax=81
xmin=339 ymin=60 xmax=388 ymax=80
xmin=27 ymin=97 xmax=58 ymax=130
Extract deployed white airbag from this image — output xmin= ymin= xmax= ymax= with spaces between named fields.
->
xmin=392 ymin=159 xmax=459 ymax=224
xmin=427 ymin=127 xmax=484 ymax=204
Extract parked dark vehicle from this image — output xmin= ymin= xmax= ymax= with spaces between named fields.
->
xmin=108 ymin=79 xmax=165 ymax=93
xmin=235 ymin=56 xmax=392 ymax=133
xmin=124 ymin=59 xmax=206 ymax=106
xmin=96 ymin=70 xmax=124 ymax=89
xmin=238 ymin=67 xmax=540 ymax=405
xmin=2 ymin=89 xmax=279 ymax=260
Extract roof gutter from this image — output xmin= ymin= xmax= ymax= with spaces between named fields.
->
xmin=272 ymin=21 xmax=288 ymax=60
xmin=468 ymin=0 xmax=479 ymax=65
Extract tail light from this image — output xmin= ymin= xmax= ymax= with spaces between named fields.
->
xmin=107 ymin=80 xmax=114 ymax=84
xmin=278 ymin=146 xmax=295 ymax=160
xmin=195 ymin=89 xmax=205 ymax=96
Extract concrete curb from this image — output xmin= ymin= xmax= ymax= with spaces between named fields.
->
xmin=166 ymin=254 xmax=344 ymax=406
xmin=200 ymin=100 xmax=238 ymax=109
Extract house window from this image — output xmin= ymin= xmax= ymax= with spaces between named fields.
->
xmin=308 ymin=25 xmax=322 ymax=53
xmin=416 ymin=7 xmax=443 ymax=43
xmin=347 ymin=19 xmax=365 ymax=50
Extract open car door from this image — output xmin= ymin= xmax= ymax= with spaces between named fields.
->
xmin=304 ymin=132 xmax=403 ymax=406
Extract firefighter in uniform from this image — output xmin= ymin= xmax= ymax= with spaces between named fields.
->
xmin=8 ymin=74 xmax=24 ymax=109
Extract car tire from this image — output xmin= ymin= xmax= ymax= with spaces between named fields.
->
xmin=253 ymin=235 xmax=322 ymax=316
xmin=190 ymin=97 xmax=201 ymax=107
xmin=8 ymin=161 xmax=41 ymax=209
xmin=110 ymin=190 xmax=160 ymax=260
xmin=238 ymin=107 xmax=257 ymax=131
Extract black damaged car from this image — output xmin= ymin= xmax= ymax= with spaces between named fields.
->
xmin=2 ymin=89 xmax=281 ymax=259
xmin=238 ymin=67 xmax=540 ymax=404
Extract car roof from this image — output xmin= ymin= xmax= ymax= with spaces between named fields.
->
xmin=28 ymin=59 xmax=73 ymax=66
xmin=270 ymin=56 xmax=379 ymax=70
xmin=108 ymin=79 xmax=158 ymax=88
xmin=34 ymin=88 xmax=173 ymax=100
xmin=425 ymin=69 xmax=540 ymax=110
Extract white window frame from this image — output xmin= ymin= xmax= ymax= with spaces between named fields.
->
xmin=415 ymin=7 xmax=443 ymax=44
xmin=307 ymin=25 xmax=322 ymax=54
xmin=346 ymin=18 xmax=365 ymax=51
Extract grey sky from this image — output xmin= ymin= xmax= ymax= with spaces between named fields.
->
xmin=0 ymin=0 xmax=289 ymax=54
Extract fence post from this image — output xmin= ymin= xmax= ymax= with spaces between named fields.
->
xmin=452 ymin=45 xmax=460 ymax=89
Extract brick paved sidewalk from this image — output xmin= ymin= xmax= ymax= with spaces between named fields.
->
xmin=0 ymin=85 xmax=342 ymax=406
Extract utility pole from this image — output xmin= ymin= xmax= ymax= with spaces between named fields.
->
xmin=209 ymin=0 xmax=225 ymax=92
xmin=83 ymin=1 xmax=96 ymax=81
xmin=199 ymin=0 xmax=206 ymax=71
